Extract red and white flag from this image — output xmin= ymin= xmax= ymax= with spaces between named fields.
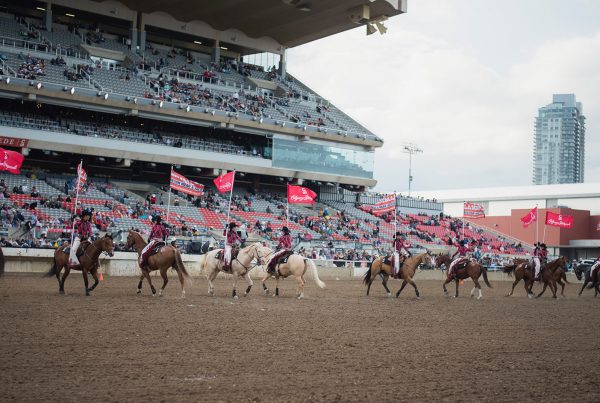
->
xmin=520 ymin=207 xmax=537 ymax=228
xmin=464 ymin=202 xmax=485 ymax=219
xmin=0 ymin=148 xmax=25 ymax=174
xmin=76 ymin=161 xmax=87 ymax=192
xmin=545 ymin=211 xmax=574 ymax=229
xmin=213 ymin=171 xmax=235 ymax=193
xmin=287 ymin=184 xmax=317 ymax=205
xmin=371 ymin=195 xmax=396 ymax=216
xmin=170 ymin=170 xmax=204 ymax=197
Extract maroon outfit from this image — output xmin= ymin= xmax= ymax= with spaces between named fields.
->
xmin=75 ymin=220 xmax=93 ymax=239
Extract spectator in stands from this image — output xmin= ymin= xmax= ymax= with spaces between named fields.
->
xmin=30 ymin=186 xmax=39 ymax=198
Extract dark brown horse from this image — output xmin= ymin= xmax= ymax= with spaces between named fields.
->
xmin=363 ymin=252 xmax=433 ymax=299
xmin=574 ymin=263 xmax=600 ymax=297
xmin=48 ymin=235 xmax=115 ymax=296
xmin=502 ymin=257 xmax=529 ymax=272
xmin=435 ymin=254 xmax=492 ymax=299
xmin=126 ymin=230 xmax=191 ymax=298
xmin=536 ymin=256 xmax=568 ymax=299
xmin=504 ymin=261 xmax=535 ymax=298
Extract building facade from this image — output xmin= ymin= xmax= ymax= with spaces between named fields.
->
xmin=533 ymin=94 xmax=585 ymax=185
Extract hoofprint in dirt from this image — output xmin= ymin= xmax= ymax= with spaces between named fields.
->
xmin=1 ymin=275 xmax=599 ymax=402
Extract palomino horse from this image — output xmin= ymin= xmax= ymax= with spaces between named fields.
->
xmin=574 ymin=263 xmax=600 ymax=297
xmin=536 ymin=256 xmax=568 ymax=299
xmin=435 ymin=254 xmax=492 ymax=299
xmin=363 ymin=252 xmax=433 ymax=299
xmin=256 ymin=245 xmax=326 ymax=299
xmin=126 ymin=230 xmax=190 ymax=298
xmin=504 ymin=261 xmax=535 ymax=298
xmin=47 ymin=235 xmax=115 ymax=296
xmin=201 ymin=243 xmax=262 ymax=299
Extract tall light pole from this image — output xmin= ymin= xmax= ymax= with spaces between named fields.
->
xmin=402 ymin=143 xmax=423 ymax=196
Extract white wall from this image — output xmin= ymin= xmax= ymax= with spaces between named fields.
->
xmin=557 ymin=197 xmax=600 ymax=215
xmin=488 ymin=199 xmax=547 ymax=216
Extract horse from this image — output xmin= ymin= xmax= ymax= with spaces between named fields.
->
xmin=535 ymin=256 xmax=568 ymax=298
xmin=200 ymin=242 xmax=262 ymax=299
xmin=502 ymin=257 xmax=529 ymax=272
xmin=362 ymin=252 xmax=433 ymax=299
xmin=47 ymin=234 xmax=115 ymax=296
xmin=574 ymin=263 xmax=600 ymax=297
xmin=126 ymin=230 xmax=191 ymax=298
xmin=256 ymin=245 xmax=326 ymax=299
xmin=504 ymin=261 xmax=535 ymax=298
xmin=435 ymin=254 xmax=492 ymax=299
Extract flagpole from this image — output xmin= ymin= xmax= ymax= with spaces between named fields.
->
xmin=535 ymin=204 xmax=539 ymax=245
xmin=166 ymin=166 xmax=173 ymax=224
xmin=393 ymin=192 xmax=397 ymax=237
xmin=69 ymin=160 xmax=83 ymax=245
xmin=224 ymin=170 xmax=235 ymax=242
xmin=462 ymin=201 xmax=465 ymax=239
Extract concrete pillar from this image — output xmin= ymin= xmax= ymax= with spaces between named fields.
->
xmin=45 ymin=2 xmax=52 ymax=32
xmin=212 ymin=40 xmax=220 ymax=63
xmin=139 ymin=29 xmax=146 ymax=54
xmin=129 ymin=15 xmax=137 ymax=51
xmin=278 ymin=48 xmax=287 ymax=79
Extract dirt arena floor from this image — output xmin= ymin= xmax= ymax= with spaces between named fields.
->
xmin=1 ymin=273 xmax=599 ymax=402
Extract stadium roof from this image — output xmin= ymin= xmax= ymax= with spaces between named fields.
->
xmin=412 ymin=183 xmax=600 ymax=203
xmin=90 ymin=0 xmax=406 ymax=47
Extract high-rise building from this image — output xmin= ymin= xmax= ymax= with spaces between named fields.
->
xmin=533 ymin=94 xmax=586 ymax=185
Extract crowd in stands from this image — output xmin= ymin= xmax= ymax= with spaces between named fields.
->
xmin=15 ymin=54 xmax=45 ymax=79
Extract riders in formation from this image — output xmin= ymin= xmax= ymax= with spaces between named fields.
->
xmin=392 ymin=231 xmax=411 ymax=278
xmin=267 ymin=226 xmax=293 ymax=275
xmin=139 ymin=215 xmax=169 ymax=270
xmin=68 ymin=209 xmax=93 ymax=267
xmin=447 ymin=239 xmax=469 ymax=279
xmin=223 ymin=222 xmax=241 ymax=271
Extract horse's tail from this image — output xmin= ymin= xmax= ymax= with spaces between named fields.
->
xmin=305 ymin=259 xmax=326 ymax=289
xmin=46 ymin=257 xmax=57 ymax=277
xmin=363 ymin=261 xmax=372 ymax=285
xmin=482 ymin=265 xmax=492 ymax=288
xmin=174 ymin=249 xmax=192 ymax=285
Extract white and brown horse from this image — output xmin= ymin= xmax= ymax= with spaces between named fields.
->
xmin=201 ymin=242 xmax=262 ymax=299
xmin=363 ymin=252 xmax=433 ymax=299
xmin=256 ymin=245 xmax=326 ymax=299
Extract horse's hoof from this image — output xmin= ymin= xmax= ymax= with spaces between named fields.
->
xmin=158 ymin=291 xmax=163 ymax=297
xmin=264 ymin=290 xmax=270 ymax=295
xmin=477 ymin=296 xmax=482 ymax=300
xmin=181 ymin=292 xmax=186 ymax=299
xmin=416 ymin=296 xmax=421 ymax=300
xmin=59 ymin=290 xmax=65 ymax=295
xmin=85 ymin=292 xmax=91 ymax=297
xmin=233 ymin=295 xmax=239 ymax=300
xmin=136 ymin=289 xmax=142 ymax=294
xmin=152 ymin=293 xmax=157 ymax=297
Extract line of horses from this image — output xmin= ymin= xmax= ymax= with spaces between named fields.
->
xmin=26 ymin=229 xmax=598 ymax=300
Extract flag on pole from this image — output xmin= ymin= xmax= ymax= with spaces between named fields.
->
xmin=370 ymin=195 xmax=396 ymax=216
xmin=170 ymin=170 xmax=204 ymax=197
xmin=0 ymin=148 xmax=25 ymax=174
xmin=76 ymin=161 xmax=87 ymax=192
xmin=463 ymin=202 xmax=485 ymax=219
xmin=213 ymin=171 xmax=235 ymax=193
xmin=287 ymin=184 xmax=317 ymax=205
xmin=545 ymin=211 xmax=574 ymax=228
xmin=520 ymin=207 xmax=537 ymax=228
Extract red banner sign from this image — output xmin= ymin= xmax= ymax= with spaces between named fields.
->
xmin=520 ymin=207 xmax=537 ymax=228
xmin=213 ymin=171 xmax=235 ymax=193
xmin=170 ymin=170 xmax=204 ymax=197
xmin=0 ymin=136 xmax=28 ymax=148
xmin=464 ymin=202 xmax=485 ymax=219
xmin=0 ymin=148 xmax=25 ymax=174
xmin=287 ymin=184 xmax=317 ymax=205
xmin=545 ymin=211 xmax=574 ymax=228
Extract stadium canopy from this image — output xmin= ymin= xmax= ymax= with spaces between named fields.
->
xmin=90 ymin=0 xmax=406 ymax=47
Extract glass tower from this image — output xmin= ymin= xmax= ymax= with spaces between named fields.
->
xmin=533 ymin=94 xmax=585 ymax=185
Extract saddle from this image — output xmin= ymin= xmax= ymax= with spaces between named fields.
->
xmin=215 ymin=246 xmax=240 ymax=261
xmin=455 ymin=258 xmax=471 ymax=270
xmin=268 ymin=250 xmax=294 ymax=273
xmin=149 ymin=241 xmax=166 ymax=257
xmin=63 ymin=240 xmax=91 ymax=257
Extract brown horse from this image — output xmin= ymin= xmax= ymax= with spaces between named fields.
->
xmin=126 ymin=230 xmax=191 ymax=298
xmin=47 ymin=235 xmax=115 ymax=296
xmin=502 ymin=257 xmax=529 ymax=272
xmin=435 ymin=254 xmax=492 ymax=299
xmin=574 ymin=263 xmax=600 ymax=297
xmin=363 ymin=252 xmax=433 ymax=299
xmin=504 ymin=261 xmax=535 ymax=298
xmin=536 ymin=256 xmax=568 ymax=299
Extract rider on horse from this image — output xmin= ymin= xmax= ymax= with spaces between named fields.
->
xmin=68 ymin=209 xmax=93 ymax=267
xmin=532 ymin=242 xmax=548 ymax=281
xmin=223 ymin=222 xmax=241 ymax=271
xmin=139 ymin=215 xmax=169 ymax=270
xmin=392 ymin=231 xmax=411 ymax=278
xmin=447 ymin=239 xmax=469 ymax=279
xmin=267 ymin=226 xmax=293 ymax=274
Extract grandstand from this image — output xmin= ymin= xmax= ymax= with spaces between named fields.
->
xmin=0 ymin=0 xmax=536 ymax=260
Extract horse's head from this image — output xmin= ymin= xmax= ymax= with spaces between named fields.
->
xmin=421 ymin=251 xmax=434 ymax=269
xmin=101 ymin=233 xmax=115 ymax=257
xmin=435 ymin=254 xmax=449 ymax=269
xmin=126 ymin=230 xmax=138 ymax=250
xmin=255 ymin=244 xmax=274 ymax=266
xmin=573 ymin=263 xmax=584 ymax=280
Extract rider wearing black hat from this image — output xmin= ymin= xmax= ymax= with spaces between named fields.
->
xmin=267 ymin=226 xmax=293 ymax=274
xmin=68 ymin=209 xmax=93 ymax=266
xmin=223 ymin=222 xmax=242 ymax=270
xmin=392 ymin=231 xmax=410 ymax=278
xmin=448 ymin=239 xmax=470 ymax=279
xmin=139 ymin=214 xmax=169 ymax=270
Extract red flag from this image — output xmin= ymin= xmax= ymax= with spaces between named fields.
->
xmin=287 ymin=184 xmax=317 ymax=205
xmin=545 ymin=211 xmax=574 ymax=228
xmin=520 ymin=207 xmax=537 ymax=228
xmin=370 ymin=195 xmax=396 ymax=216
xmin=213 ymin=171 xmax=235 ymax=193
xmin=463 ymin=202 xmax=485 ymax=219
xmin=76 ymin=161 xmax=87 ymax=192
xmin=0 ymin=148 xmax=25 ymax=174
xmin=170 ymin=170 xmax=204 ymax=197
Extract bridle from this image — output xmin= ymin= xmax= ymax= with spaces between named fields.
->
xmin=255 ymin=245 xmax=274 ymax=266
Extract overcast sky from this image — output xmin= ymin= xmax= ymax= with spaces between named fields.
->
xmin=287 ymin=0 xmax=600 ymax=193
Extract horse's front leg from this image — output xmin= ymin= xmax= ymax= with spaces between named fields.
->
xmin=243 ymin=272 xmax=253 ymax=297
xmin=578 ymin=280 xmax=588 ymax=296
xmin=143 ymin=269 xmax=157 ymax=296
xmin=395 ymin=280 xmax=407 ymax=298
xmin=442 ymin=277 xmax=452 ymax=295
xmin=137 ymin=273 xmax=144 ymax=294
xmin=232 ymin=273 xmax=239 ymax=300
xmin=536 ymin=282 xmax=548 ymax=298
xmin=381 ymin=273 xmax=391 ymax=297
xmin=82 ymin=266 xmax=91 ymax=296
xmin=88 ymin=266 xmax=100 ymax=291
xmin=262 ymin=272 xmax=271 ymax=295
xmin=454 ymin=278 xmax=460 ymax=298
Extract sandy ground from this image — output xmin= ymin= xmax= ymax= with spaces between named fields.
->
xmin=0 ymin=273 xmax=599 ymax=402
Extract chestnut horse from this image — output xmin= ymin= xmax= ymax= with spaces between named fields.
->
xmin=256 ymin=245 xmax=326 ymax=299
xmin=47 ymin=235 xmax=115 ymax=296
xmin=536 ymin=256 xmax=568 ymax=299
xmin=504 ymin=261 xmax=535 ymax=298
xmin=126 ymin=230 xmax=190 ymax=298
xmin=574 ymin=263 xmax=600 ymax=297
xmin=362 ymin=252 xmax=433 ymax=299
xmin=435 ymin=254 xmax=492 ymax=299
